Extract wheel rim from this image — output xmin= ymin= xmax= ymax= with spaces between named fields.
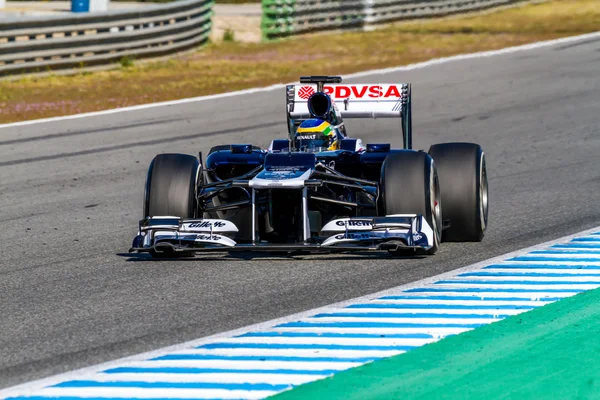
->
xmin=480 ymin=153 xmax=489 ymax=231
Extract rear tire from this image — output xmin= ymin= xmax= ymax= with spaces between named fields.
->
xmin=428 ymin=142 xmax=488 ymax=242
xmin=144 ymin=153 xmax=199 ymax=258
xmin=380 ymin=151 xmax=441 ymax=255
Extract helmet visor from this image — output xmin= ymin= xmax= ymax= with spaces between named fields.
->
xmin=295 ymin=133 xmax=331 ymax=153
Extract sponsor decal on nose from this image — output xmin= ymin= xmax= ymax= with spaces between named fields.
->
xmin=336 ymin=220 xmax=373 ymax=227
xmin=189 ymin=221 xmax=226 ymax=228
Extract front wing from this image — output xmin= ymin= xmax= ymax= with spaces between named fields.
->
xmin=129 ymin=215 xmax=434 ymax=255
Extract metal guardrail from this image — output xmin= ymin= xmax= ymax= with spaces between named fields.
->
xmin=0 ymin=0 xmax=213 ymax=75
xmin=262 ymin=0 xmax=525 ymax=39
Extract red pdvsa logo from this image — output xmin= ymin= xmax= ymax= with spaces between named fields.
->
xmin=323 ymin=85 xmax=402 ymax=99
xmin=298 ymin=86 xmax=315 ymax=99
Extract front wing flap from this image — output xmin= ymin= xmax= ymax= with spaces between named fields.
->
xmin=129 ymin=214 xmax=433 ymax=254
xmin=320 ymin=215 xmax=432 ymax=249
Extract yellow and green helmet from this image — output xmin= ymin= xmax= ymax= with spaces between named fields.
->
xmin=295 ymin=119 xmax=339 ymax=151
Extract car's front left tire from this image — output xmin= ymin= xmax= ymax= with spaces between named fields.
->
xmin=144 ymin=153 xmax=199 ymax=219
xmin=144 ymin=153 xmax=199 ymax=258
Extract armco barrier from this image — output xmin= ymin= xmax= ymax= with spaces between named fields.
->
xmin=262 ymin=0 xmax=526 ymax=39
xmin=0 ymin=0 xmax=213 ymax=75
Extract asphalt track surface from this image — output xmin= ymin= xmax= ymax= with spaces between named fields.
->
xmin=1 ymin=36 xmax=599 ymax=389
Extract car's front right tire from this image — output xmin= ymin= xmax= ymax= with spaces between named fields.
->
xmin=428 ymin=142 xmax=488 ymax=242
xmin=380 ymin=151 xmax=441 ymax=255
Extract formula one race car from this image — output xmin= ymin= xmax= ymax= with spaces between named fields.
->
xmin=130 ymin=76 xmax=488 ymax=257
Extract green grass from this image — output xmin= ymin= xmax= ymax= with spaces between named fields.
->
xmin=0 ymin=0 xmax=598 ymax=124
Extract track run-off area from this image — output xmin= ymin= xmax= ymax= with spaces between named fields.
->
xmin=0 ymin=32 xmax=599 ymax=397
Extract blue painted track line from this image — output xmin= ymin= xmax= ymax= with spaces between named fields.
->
xmin=345 ymin=303 xmax=536 ymax=310
xmin=405 ymin=288 xmax=584 ymax=293
xmin=435 ymin=280 xmax=600 ymax=285
xmin=483 ymin=264 xmax=600 ymax=270
xmin=239 ymin=331 xmax=434 ymax=338
xmin=276 ymin=322 xmax=484 ymax=328
xmin=103 ymin=367 xmax=338 ymax=375
xmin=312 ymin=312 xmax=509 ymax=319
xmin=462 ymin=272 xmax=600 ymax=277
xmin=53 ymin=380 xmax=288 ymax=390
xmin=509 ymin=256 xmax=600 ymax=262
xmin=529 ymin=249 xmax=600 ymax=256
xmin=152 ymin=354 xmax=374 ymax=362
xmin=197 ymin=343 xmax=415 ymax=351
xmin=379 ymin=295 xmax=561 ymax=301
xmin=572 ymin=237 xmax=600 ymax=242
xmin=552 ymin=243 xmax=600 ymax=248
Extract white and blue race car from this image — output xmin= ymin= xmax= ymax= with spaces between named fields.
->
xmin=130 ymin=76 xmax=488 ymax=257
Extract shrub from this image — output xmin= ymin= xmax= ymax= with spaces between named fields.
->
xmin=223 ymin=29 xmax=235 ymax=42
xmin=119 ymin=55 xmax=135 ymax=68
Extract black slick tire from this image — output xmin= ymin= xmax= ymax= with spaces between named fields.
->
xmin=145 ymin=153 xmax=199 ymax=219
xmin=428 ymin=142 xmax=488 ymax=242
xmin=380 ymin=151 xmax=441 ymax=255
xmin=144 ymin=153 xmax=199 ymax=258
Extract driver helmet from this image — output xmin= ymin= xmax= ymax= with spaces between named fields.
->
xmin=295 ymin=119 xmax=340 ymax=152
